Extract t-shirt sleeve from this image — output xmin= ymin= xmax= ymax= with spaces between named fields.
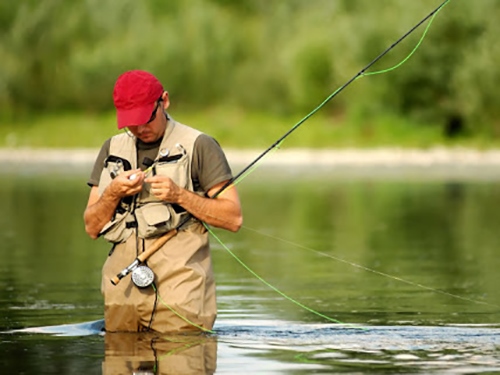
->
xmin=87 ymin=138 xmax=111 ymax=187
xmin=191 ymin=134 xmax=233 ymax=193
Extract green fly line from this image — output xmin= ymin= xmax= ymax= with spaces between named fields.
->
xmin=206 ymin=224 xmax=367 ymax=329
xmin=154 ymin=0 xmax=455 ymax=332
xmin=204 ymin=0 xmax=479 ymax=329
xmin=151 ymin=284 xmax=215 ymax=334
xmin=229 ymin=0 xmax=451 ymax=190
xmin=241 ymin=225 xmax=500 ymax=310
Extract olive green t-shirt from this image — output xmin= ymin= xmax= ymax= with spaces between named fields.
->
xmin=87 ymin=131 xmax=233 ymax=195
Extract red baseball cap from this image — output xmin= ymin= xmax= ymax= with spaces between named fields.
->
xmin=113 ymin=70 xmax=164 ymax=129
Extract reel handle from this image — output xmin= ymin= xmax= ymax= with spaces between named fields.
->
xmin=110 ymin=228 xmax=178 ymax=286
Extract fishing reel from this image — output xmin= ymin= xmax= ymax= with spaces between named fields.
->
xmin=111 ymin=229 xmax=179 ymax=287
xmin=131 ymin=265 xmax=155 ymax=288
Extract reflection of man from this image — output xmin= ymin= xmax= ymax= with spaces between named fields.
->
xmin=102 ymin=332 xmax=217 ymax=375
xmin=84 ymin=70 xmax=242 ymax=332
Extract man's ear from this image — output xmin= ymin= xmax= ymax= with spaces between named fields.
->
xmin=162 ymin=91 xmax=170 ymax=110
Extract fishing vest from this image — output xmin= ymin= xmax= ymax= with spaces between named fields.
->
xmin=98 ymin=120 xmax=202 ymax=243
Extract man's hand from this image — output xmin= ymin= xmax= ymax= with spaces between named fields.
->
xmin=84 ymin=169 xmax=145 ymax=239
xmin=143 ymin=177 xmax=242 ymax=232
xmin=145 ymin=175 xmax=180 ymax=202
xmin=110 ymin=169 xmax=145 ymax=198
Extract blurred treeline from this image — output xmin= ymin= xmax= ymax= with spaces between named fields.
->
xmin=0 ymin=0 xmax=498 ymax=136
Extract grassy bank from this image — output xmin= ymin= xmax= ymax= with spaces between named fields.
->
xmin=0 ymin=106 xmax=495 ymax=150
xmin=1 ymin=1 xmax=500 ymax=139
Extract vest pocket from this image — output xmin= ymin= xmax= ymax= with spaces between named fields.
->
xmin=155 ymin=153 xmax=189 ymax=189
xmin=135 ymin=202 xmax=181 ymax=238
xmin=100 ymin=211 xmax=134 ymax=243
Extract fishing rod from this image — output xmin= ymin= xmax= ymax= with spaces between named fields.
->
xmin=112 ymin=0 xmax=450 ymax=287
xmin=217 ymin=0 xmax=450 ymax=194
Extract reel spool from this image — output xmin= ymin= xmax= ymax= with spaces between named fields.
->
xmin=131 ymin=265 xmax=155 ymax=288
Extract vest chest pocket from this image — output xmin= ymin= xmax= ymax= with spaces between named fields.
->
xmin=135 ymin=202 xmax=181 ymax=238
xmin=155 ymin=152 xmax=190 ymax=189
xmin=100 ymin=210 xmax=134 ymax=243
xmin=98 ymin=155 xmax=133 ymax=196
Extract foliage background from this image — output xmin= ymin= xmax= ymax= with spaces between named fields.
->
xmin=0 ymin=0 xmax=498 ymax=148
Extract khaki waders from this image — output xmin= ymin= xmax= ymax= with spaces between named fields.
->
xmin=101 ymin=223 xmax=216 ymax=333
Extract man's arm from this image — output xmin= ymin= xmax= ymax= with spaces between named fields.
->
xmin=84 ymin=169 xmax=145 ymax=239
xmin=145 ymin=176 xmax=242 ymax=232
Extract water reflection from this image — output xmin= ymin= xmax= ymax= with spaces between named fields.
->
xmin=103 ymin=332 xmax=217 ymax=375
xmin=1 ymin=166 xmax=500 ymax=373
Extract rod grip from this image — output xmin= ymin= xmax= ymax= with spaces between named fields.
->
xmin=137 ymin=229 xmax=178 ymax=262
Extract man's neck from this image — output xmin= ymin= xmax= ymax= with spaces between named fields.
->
xmin=136 ymin=135 xmax=163 ymax=150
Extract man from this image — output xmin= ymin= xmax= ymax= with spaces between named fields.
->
xmin=84 ymin=70 xmax=242 ymax=333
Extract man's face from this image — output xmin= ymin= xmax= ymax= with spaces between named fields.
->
xmin=127 ymin=99 xmax=167 ymax=143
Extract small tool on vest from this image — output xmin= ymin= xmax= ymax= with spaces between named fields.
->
xmin=129 ymin=151 xmax=169 ymax=180
xmin=110 ymin=159 xmax=123 ymax=179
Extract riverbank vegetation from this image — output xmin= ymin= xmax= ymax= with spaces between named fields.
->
xmin=1 ymin=0 xmax=498 ymax=149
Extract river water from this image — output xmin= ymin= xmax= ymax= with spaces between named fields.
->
xmin=0 ymin=161 xmax=499 ymax=374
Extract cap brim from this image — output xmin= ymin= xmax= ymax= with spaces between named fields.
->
xmin=116 ymin=102 xmax=156 ymax=129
